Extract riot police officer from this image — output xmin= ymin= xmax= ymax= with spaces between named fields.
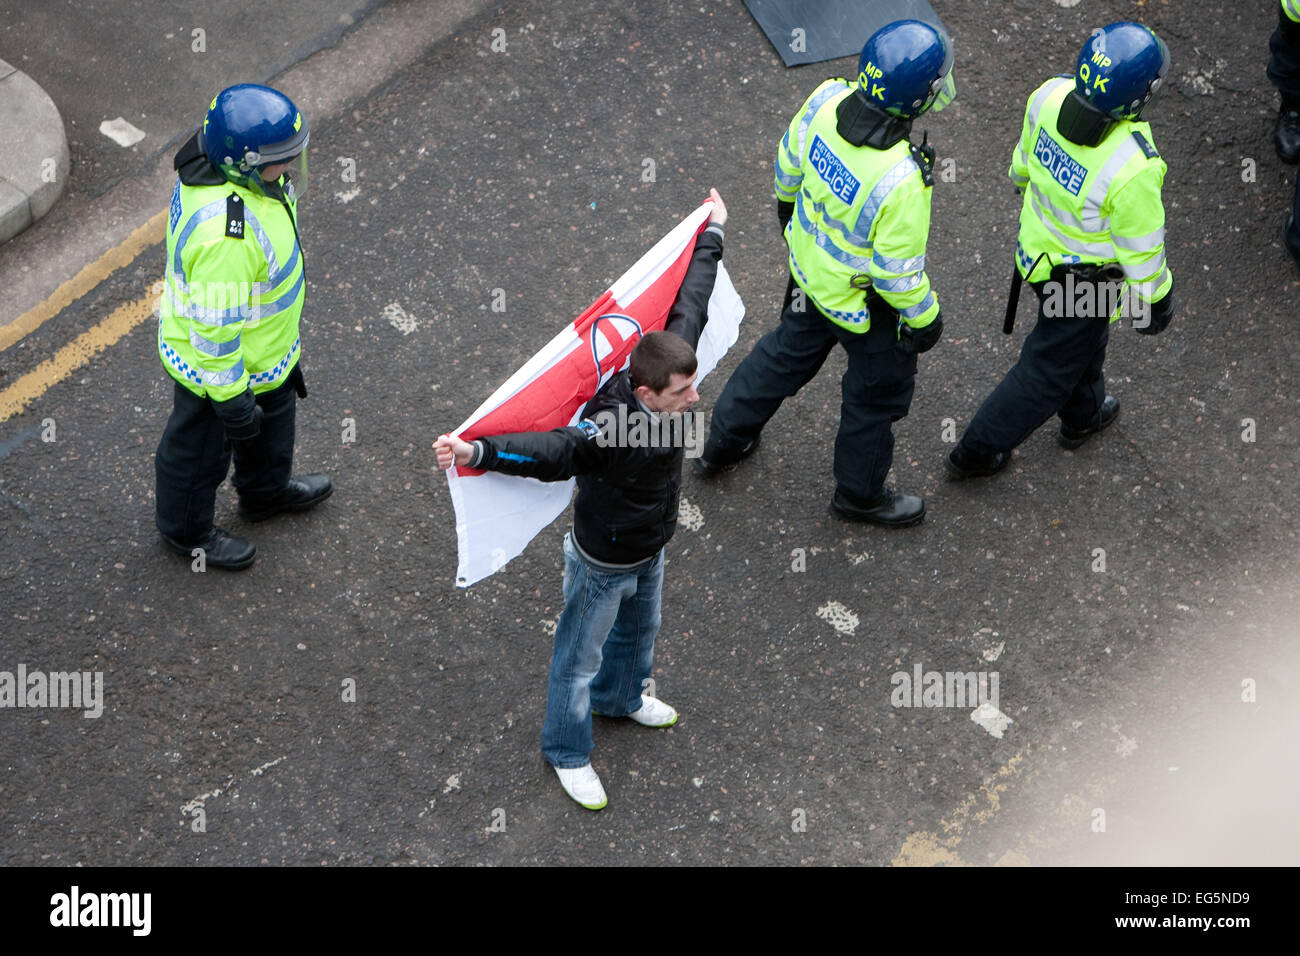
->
xmin=697 ymin=20 xmax=954 ymax=528
xmin=155 ymin=84 xmax=332 ymax=570
xmin=946 ymin=22 xmax=1175 ymax=479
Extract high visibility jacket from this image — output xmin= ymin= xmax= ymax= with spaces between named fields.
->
xmin=774 ymin=78 xmax=939 ymax=333
xmin=1010 ymin=76 xmax=1172 ymax=311
xmin=159 ymin=176 xmax=305 ymax=401
xmin=1285 ymin=0 xmax=1300 ymax=25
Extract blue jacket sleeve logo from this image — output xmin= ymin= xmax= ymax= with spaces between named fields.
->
xmin=809 ymin=134 xmax=862 ymax=205
xmin=1033 ymin=128 xmax=1089 ymax=196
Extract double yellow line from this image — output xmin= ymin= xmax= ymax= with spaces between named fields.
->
xmin=0 ymin=210 xmax=166 ymax=424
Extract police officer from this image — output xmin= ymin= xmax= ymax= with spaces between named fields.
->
xmin=696 ymin=20 xmax=953 ymax=528
xmin=946 ymin=22 xmax=1175 ymax=479
xmin=155 ymin=84 xmax=332 ymax=570
xmin=1270 ymin=0 xmax=1300 ymax=265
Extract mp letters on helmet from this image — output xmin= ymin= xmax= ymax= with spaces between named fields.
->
xmin=859 ymin=59 xmax=887 ymax=104
xmin=1079 ymin=47 xmax=1114 ymax=96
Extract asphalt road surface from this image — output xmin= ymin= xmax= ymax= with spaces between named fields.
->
xmin=0 ymin=0 xmax=388 ymax=200
xmin=1 ymin=0 xmax=1297 ymax=867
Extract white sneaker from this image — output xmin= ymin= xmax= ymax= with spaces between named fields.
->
xmin=554 ymin=764 xmax=608 ymax=810
xmin=628 ymin=695 xmax=679 ymax=727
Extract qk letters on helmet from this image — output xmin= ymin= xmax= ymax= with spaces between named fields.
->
xmin=1079 ymin=48 xmax=1115 ymax=94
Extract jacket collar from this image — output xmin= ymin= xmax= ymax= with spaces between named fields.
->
xmin=174 ymin=131 xmax=227 ymax=186
xmin=835 ymin=89 xmax=913 ymax=150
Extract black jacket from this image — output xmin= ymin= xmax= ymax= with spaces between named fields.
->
xmin=470 ymin=226 xmax=723 ymax=565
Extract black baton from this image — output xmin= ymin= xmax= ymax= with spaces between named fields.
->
xmin=1004 ymin=251 xmax=1050 ymax=335
xmin=1003 ymin=265 xmax=1022 ymax=335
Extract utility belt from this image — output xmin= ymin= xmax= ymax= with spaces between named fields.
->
xmin=1031 ymin=261 xmax=1125 ymax=290
xmin=848 ymin=275 xmax=909 ymax=351
xmin=1006 ymin=253 xmax=1125 ymax=334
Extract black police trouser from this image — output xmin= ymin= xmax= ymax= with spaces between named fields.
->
xmin=1290 ymin=175 xmax=1300 ymax=248
xmin=957 ymin=280 xmax=1109 ymax=458
xmin=1269 ymin=4 xmax=1300 ymax=105
xmin=155 ymin=372 xmax=298 ymax=543
xmin=705 ymin=277 xmax=917 ymax=504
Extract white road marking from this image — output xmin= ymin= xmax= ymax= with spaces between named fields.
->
xmin=99 ymin=117 xmax=146 ymax=148
xmin=250 ymin=756 xmax=285 ymax=777
xmin=1184 ymin=58 xmax=1226 ymax=97
xmin=816 ymin=601 xmax=859 ymax=635
xmin=971 ymin=701 xmax=1014 ymax=738
xmin=678 ymin=497 xmax=704 ymax=531
xmin=384 ymin=302 xmax=418 ymax=335
xmin=180 ymin=775 xmax=235 ymax=818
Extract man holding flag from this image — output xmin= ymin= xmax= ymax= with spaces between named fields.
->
xmin=435 ymin=190 xmax=728 ymax=811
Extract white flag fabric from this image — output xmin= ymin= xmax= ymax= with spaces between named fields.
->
xmin=446 ymin=201 xmax=745 ymax=587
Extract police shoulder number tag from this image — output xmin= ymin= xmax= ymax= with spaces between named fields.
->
xmin=224 ymin=193 xmax=244 ymax=239
xmin=1131 ymin=131 xmax=1159 ymax=161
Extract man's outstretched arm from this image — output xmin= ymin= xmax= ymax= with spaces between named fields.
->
xmin=664 ymin=188 xmax=728 ymax=350
xmin=435 ymin=420 xmax=625 ymax=481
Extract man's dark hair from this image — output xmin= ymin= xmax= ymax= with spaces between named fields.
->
xmin=629 ymin=331 xmax=697 ymax=393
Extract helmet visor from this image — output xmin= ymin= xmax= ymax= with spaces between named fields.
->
xmin=928 ymin=69 xmax=956 ymax=113
xmin=241 ymin=121 xmax=310 ymax=198
xmin=246 ymin=149 xmax=308 ymax=201
xmin=282 ymin=149 xmax=308 ymax=200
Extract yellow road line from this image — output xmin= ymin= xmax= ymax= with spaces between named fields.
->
xmin=0 ymin=291 xmax=157 ymax=424
xmin=0 ymin=210 xmax=165 ymax=353
xmin=892 ymin=746 xmax=1037 ymax=867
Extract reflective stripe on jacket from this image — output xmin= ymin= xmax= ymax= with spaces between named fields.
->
xmin=1010 ymin=77 xmax=1172 ymax=310
xmin=159 ymin=178 xmax=304 ymax=399
xmin=775 ymin=79 xmax=938 ymax=332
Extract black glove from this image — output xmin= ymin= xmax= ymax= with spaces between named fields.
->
xmin=776 ymin=199 xmax=794 ymax=231
xmin=1135 ymin=286 xmax=1174 ymax=336
xmin=898 ymin=314 xmax=943 ymax=355
xmin=289 ymin=362 xmax=308 ymax=399
xmin=211 ymin=389 xmax=263 ymax=442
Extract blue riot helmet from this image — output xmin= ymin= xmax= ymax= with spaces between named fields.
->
xmin=200 ymin=84 xmax=310 ymax=198
xmin=1075 ymin=22 xmax=1170 ymax=120
xmin=856 ymin=19 xmax=956 ymax=120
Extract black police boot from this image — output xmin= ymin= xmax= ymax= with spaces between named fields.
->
xmin=238 ymin=474 xmax=334 ymax=522
xmin=160 ymin=527 xmax=256 ymax=571
xmin=830 ymin=487 xmax=925 ymax=527
xmin=1285 ymin=216 xmax=1300 ymax=269
xmin=693 ymin=436 xmax=760 ymax=478
xmin=1275 ymin=105 xmax=1300 ymax=165
xmin=945 ymin=446 xmax=1010 ymax=480
xmin=1059 ymin=396 xmax=1120 ymax=450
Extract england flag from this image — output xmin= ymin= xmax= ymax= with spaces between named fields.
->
xmin=445 ymin=200 xmax=745 ymax=587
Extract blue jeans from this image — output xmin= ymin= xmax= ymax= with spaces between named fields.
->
xmin=541 ymin=532 xmax=664 ymax=768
